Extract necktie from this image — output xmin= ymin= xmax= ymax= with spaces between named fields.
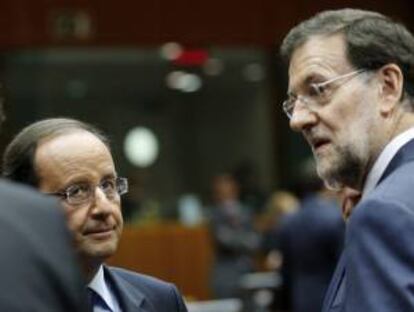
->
xmin=87 ymin=287 xmax=113 ymax=312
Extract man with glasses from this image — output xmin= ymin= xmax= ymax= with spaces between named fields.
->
xmin=280 ymin=8 xmax=414 ymax=312
xmin=2 ymin=118 xmax=187 ymax=312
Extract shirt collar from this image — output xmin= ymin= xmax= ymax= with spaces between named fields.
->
xmin=88 ymin=265 xmax=120 ymax=312
xmin=362 ymin=127 xmax=414 ymax=198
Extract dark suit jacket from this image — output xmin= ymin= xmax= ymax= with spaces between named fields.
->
xmin=105 ymin=266 xmax=188 ymax=312
xmin=322 ymin=139 xmax=414 ymax=312
xmin=0 ymin=179 xmax=87 ymax=311
xmin=279 ymin=195 xmax=344 ymax=312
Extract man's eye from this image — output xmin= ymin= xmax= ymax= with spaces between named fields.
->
xmin=309 ymin=83 xmax=326 ymax=96
xmin=67 ymin=184 xmax=89 ymax=198
xmin=101 ymin=179 xmax=116 ymax=191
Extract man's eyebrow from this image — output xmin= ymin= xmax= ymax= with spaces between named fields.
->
xmin=288 ymin=74 xmax=313 ymax=96
xmin=289 ymin=72 xmax=327 ymax=94
xmin=303 ymin=72 xmax=326 ymax=84
xmin=61 ymin=178 xmax=88 ymax=189
xmin=102 ymin=173 xmax=117 ymax=180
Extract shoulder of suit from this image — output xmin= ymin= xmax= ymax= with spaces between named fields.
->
xmin=349 ymin=163 xmax=414 ymax=229
xmin=0 ymin=178 xmax=59 ymax=209
xmin=105 ymin=266 xmax=176 ymax=291
xmin=0 ymin=178 xmax=64 ymax=227
xmin=366 ymin=161 xmax=414 ymax=206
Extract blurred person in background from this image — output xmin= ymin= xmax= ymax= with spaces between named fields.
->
xmin=256 ymin=190 xmax=299 ymax=312
xmin=208 ymin=173 xmax=261 ymax=299
xmin=3 ymin=118 xmax=187 ymax=312
xmin=233 ymin=161 xmax=267 ymax=215
xmin=281 ymin=8 xmax=414 ymax=311
xmin=277 ymin=159 xmax=344 ymax=312
xmin=258 ymin=190 xmax=299 ymax=270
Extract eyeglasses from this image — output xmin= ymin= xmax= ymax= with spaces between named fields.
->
xmin=282 ymin=69 xmax=366 ymax=119
xmin=50 ymin=177 xmax=128 ymax=206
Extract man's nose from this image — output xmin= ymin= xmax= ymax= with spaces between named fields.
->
xmin=90 ymin=188 xmax=113 ymax=216
xmin=289 ymin=102 xmax=318 ymax=132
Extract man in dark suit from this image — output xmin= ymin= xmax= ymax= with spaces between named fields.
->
xmin=0 ymin=180 xmax=88 ymax=312
xmin=280 ymin=8 xmax=414 ymax=312
xmin=0 ymin=97 xmax=86 ymax=311
xmin=3 ymin=118 xmax=187 ymax=312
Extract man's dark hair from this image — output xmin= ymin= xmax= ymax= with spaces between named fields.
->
xmin=280 ymin=8 xmax=414 ymax=103
xmin=2 ymin=118 xmax=109 ymax=187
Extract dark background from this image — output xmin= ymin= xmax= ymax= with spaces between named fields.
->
xmin=0 ymin=0 xmax=412 ymax=217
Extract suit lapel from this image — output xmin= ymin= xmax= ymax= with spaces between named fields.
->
xmin=103 ymin=266 xmax=148 ymax=312
xmin=322 ymin=252 xmax=346 ymax=312
xmin=378 ymin=138 xmax=414 ymax=185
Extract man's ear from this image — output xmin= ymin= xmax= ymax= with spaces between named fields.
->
xmin=377 ymin=63 xmax=404 ymax=115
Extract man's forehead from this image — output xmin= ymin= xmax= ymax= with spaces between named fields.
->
xmin=35 ymin=131 xmax=114 ymax=173
xmin=288 ymin=34 xmax=350 ymax=88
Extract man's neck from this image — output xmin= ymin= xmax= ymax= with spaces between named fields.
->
xmin=359 ymin=110 xmax=414 ymax=191
xmin=81 ymin=256 xmax=103 ymax=283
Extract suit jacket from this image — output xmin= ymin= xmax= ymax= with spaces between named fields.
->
xmin=0 ymin=179 xmax=87 ymax=312
xmin=104 ymin=266 xmax=188 ymax=312
xmin=279 ymin=195 xmax=344 ymax=312
xmin=322 ymin=139 xmax=414 ymax=312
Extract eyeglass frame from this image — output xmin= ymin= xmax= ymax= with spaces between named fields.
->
xmin=282 ymin=69 xmax=367 ymax=119
xmin=49 ymin=176 xmax=128 ymax=206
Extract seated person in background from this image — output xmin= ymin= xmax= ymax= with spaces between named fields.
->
xmin=2 ymin=118 xmax=187 ymax=312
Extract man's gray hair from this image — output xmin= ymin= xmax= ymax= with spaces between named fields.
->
xmin=280 ymin=8 xmax=414 ymax=102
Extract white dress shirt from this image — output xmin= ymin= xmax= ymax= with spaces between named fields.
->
xmin=88 ymin=265 xmax=122 ymax=312
xmin=362 ymin=127 xmax=414 ymax=198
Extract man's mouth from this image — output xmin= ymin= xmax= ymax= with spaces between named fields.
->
xmin=310 ymin=137 xmax=330 ymax=152
xmin=83 ymin=226 xmax=115 ymax=236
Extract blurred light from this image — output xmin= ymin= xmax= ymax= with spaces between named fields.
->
xmin=160 ymin=42 xmax=183 ymax=60
xmin=186 ymin=299 xmax=242 ymax=312
xmin=203 ymin=58 xmax=224 ymax=76
xmin=166 ymin=71 xmax=202 ymax=92
xmin=253 ymin=289 xmax=274 ymax=308
xmin=178 ymin=73 xmax=202 ymax=92
xmin=178 ymin=194 xmax=203 ymax=227
xmin=165 ymin=71 xmax=185 ymax=89
xmin=173 ymin=49 xmax=209 ymax=66
xmin=243 ymin=63 xmax=265 ymax=82
xmin=124 ymin=127 xmax=159 ymax=167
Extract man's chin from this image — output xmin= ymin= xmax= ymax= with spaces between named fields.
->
xmin=80 ymin=243 xmax=118 ymax=262
xmin=316 ymin=165 xmax=344 ymax=191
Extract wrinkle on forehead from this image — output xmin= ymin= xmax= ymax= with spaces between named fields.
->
xmin=288 ymin=34 xmax=353 ymax=92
